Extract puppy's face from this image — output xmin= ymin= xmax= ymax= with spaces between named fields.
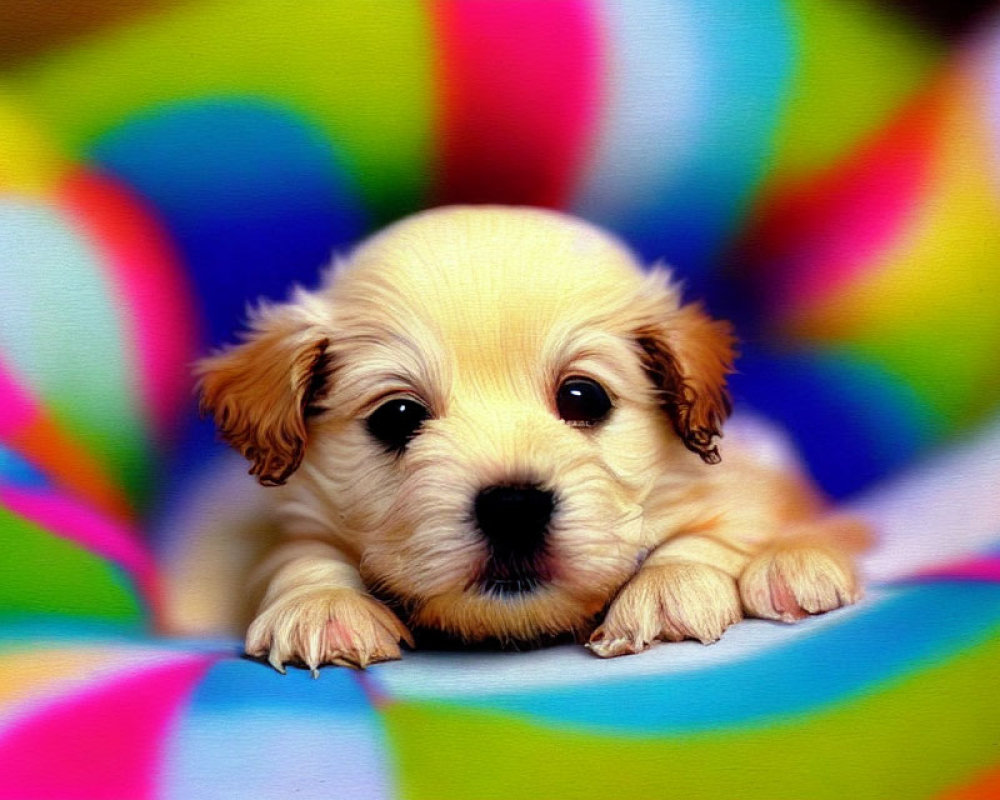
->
xmin=199 ymin=207 xmax=734 ymax=643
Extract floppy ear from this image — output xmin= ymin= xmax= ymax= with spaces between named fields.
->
xmin=196 ymin=299 xmax=331 ymax=486
xmin=635 ymin=273 xmax=736 ymax=465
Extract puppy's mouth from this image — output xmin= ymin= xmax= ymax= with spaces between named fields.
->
xmin=476 ymin=555 xmax=552 ymax=597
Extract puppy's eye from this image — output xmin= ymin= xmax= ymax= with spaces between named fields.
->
xmin=366 ymin=398 xmax=431 ymax=454
xmin=556 ymin=378 xmax=612 ymax=426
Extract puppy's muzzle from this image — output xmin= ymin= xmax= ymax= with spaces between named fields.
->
xmin=474 ymin=483 xmax=555 ymax=595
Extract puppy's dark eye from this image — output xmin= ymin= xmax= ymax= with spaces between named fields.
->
xmin=366 ymin=398 xmax=430 ymax=454
xmin=556 ymin=378 xmax=612 ymax=426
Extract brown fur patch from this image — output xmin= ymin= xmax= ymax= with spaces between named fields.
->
xmin=637 ymin=302 xmax=736 ymax=464
xmin=196 ymin=306 xmax=330 ymax=486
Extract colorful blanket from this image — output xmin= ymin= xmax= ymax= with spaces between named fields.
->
xmin=1 ymin=2 xmax=998 ymax=797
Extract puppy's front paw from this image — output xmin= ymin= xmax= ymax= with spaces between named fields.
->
xmin=739 ymin=545 xmax=861 ymax=623
xmin=246 ymin=588 xmax=414 ymax=674
xmin=588 ymin=563 xmax=742 ymax=658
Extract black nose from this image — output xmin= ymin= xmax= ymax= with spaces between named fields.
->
xmin=474 ymin=483 xmax=555 ymax=560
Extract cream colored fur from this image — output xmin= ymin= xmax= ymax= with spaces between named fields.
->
xmin=195 ymin=205 xmax=868 ymax=673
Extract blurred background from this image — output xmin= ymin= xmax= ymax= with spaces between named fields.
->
xmin=2 ymin=0 xmax=1000 ymax=630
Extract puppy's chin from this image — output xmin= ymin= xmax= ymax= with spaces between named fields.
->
xmin=364 ymin=537 xmax=639 ymax=645
xmin=396 ymin=581 xmax=615 ymax=645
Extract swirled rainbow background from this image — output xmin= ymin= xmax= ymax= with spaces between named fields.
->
xmin=1 ymin=2 xmax=1000 ymax=798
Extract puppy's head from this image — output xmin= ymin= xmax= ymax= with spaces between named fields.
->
xmin=198 ymin=206 xmax=735 ymax=643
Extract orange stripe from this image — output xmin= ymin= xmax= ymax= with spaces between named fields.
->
xmin=937 ymin=763 xmax=1000 ymax=800
xmin=10 ymin=416 xmax=132 ymax=522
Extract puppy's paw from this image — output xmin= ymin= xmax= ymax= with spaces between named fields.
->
xmin=588 ymin=562 xmax=742 ymax=658
xmin=246 ymin=588 xmax=414 ymax=674
xmin=739 ymin=544 xmax=861 ymax=623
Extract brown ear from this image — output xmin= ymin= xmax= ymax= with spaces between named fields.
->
xmin=195 ymin=301 xmax=331 ymax=486
xmin=635 ymin=279 xmax=736 ymax=465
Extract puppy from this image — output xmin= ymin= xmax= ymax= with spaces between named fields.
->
xmin=197 ymin=205 xmax=868 ymax=673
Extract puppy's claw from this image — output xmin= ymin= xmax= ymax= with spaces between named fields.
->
xmin=246 ymin=588 xmax=412 ymax=673
xmin=586 ymin=633 xmax=647 ymax=659
xmin=267 ymin=648 xmax=287 ymax=675
xmin=739 ymin=545 xmax=861 ymax=623
xmin=589 ymin=562 xmax=742 ymax=658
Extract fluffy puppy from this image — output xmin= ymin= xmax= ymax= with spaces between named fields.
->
xmin=197 ymin=205 xmax=868 ymax=673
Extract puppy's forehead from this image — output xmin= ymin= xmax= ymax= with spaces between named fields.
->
xmin=341 ymin=206 xmax=644 ymax=336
